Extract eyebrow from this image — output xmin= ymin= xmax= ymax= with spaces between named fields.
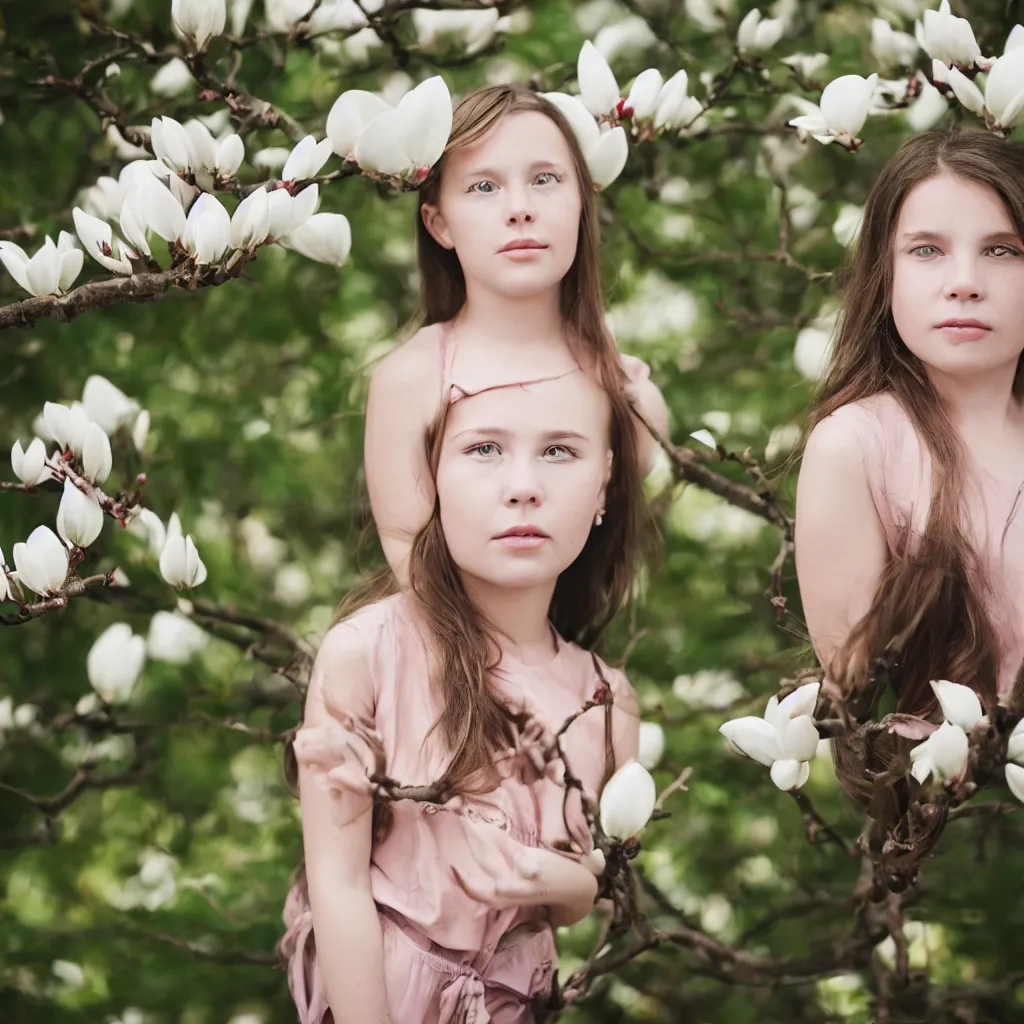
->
xmin=900 ymin=229 xmax=1023 ymax=244
xmin=450 ymin=427 xmax=589 ymax=442
xmin=461 ymin=160 xmax=565 ymax=181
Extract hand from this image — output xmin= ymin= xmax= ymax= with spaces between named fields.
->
xmin=451 ymin=822 xmax=598 ymax=916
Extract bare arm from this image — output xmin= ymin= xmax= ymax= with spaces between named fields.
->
xmin=619 ymin=354 xmax=671 ymax=475
xmin=794 ymin=415 xmax=888 ymax=672
xmin=298 ymin=626 xmax=391 ymax=1024
xmin=364 ymin=339 xmax=437 ymax=586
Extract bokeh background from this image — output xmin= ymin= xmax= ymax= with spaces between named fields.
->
xmin=4 ymin=1 xmax=1024 ymax=1021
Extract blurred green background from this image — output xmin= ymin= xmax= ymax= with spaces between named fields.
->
xmin=3 ymin=0 xmax=1024 ymax=1021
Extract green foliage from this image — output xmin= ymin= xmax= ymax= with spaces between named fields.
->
xmin=3 ymin=1 xmax=1024 ymax=1022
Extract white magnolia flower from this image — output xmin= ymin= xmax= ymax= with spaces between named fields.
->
xmin=326 ymin=90 xmax=393 ymax=160
xmin=57 ymin=478 xmax=104 ymax=549
xmin=833 ymin=203 xmax=864 ymax=247
xmin=0 ymin=547 xmax=11 ymax=602
xmin=183 ymin=193 xmax=231 ymax=264
xmin=930 ymin=678 xmax=984 ymax=731
xmin=307 ymin=0 xmax=370 ymax=35
xmin=72 ymin=207 xmax=135 ymax=276
xmin=171 ymin=0 xmax=227 ymax=52
xmin=871 ymin=18 xmax=920 ymax=68
xmin=542 ymin=92 xmax=630 ymax=189
xmin=789 ymin=74 xmax=879 ymax=146
xmin=281 ymin=135 xmax=334 ymax=182
xmin=81 ymin=422 xmax=113 ymax=484
xmin=123 ymin=173 xmax=187 ymax=247
xmin=280 ymin=213 xmax=352 ymax=266
xmin=265 ymin=0 xmax=317 ymax=32
xmin=43 ymin=401 xmax=91 ymax=454
xmin=599 ymin=759 xmax=657 ymax=839
xmin=914 ymin=0 xmax=983 ymax=69
xmin=1006 ymin=762 xmax=1024 ymax=803
xmin=719 ymin=681 xmax=821 ymax=792
xmin=127 ymin=507 xmax=167 ymax=559
xmin=578 ymin=40 xmax=621 ymax=118
xmin=252 ymin=147 xmax=291 ymax=172
xmin=653 ymin=70 xmax=704 ymax=132
xmin=782 ymin=53 xmax=830 ymax=78
xmin=87 ymin=622 xmax=146 ymax=703
xmin=690 ymin=428 xmax=717 ymax=449
xmin=411 ymin=8 xmax=499 ymax=53
xmin=159 ymin=517 xmax=208 ymax=589
xmin=12 ymin=525 xmax=69 ymax=596
xmin=214 ymin=134 xmax=245 ymax=177
xmin=737 ymin=8 xmax=784 ymax=54
xmin=132 ymin=409 xmax=151 ymax=453
xmin=146 ymin=610 xmax=210 ymax=664
xmin=622 ymin=68 xmax=664 ymax=121
xmin=151 ymin=58 xmax=195 ymax=97
xmin=151 ymin=115 xmax=195 ymax=174
xmin=0 ymin=233 xmax=82 ymax=298
xmin=82 ymin=375 xmax=141 ymax=435
xmin=943 ymin=49 xmax=1024 ymax=129
xmin=230 ymin=187 xmax=272 ymax=250
xmin=906 ymin=72 xmax=949 ymax=130
xmin=909 ymin=720 xmax=969 ymax=783
xmin=794 ymin=322 xmax=835 ymax=379
xmin=266 ymin=184 xmax=319 ymax=241
xmin=1007 ymin=25 xmax=1024 ymax=54
xmin=11 ymin=438 xmax=49 ymax=486
xmin=352 ymin=76 xmax=453 ymax=180
xmin=637 ymin=722 xmax=665 ymax=769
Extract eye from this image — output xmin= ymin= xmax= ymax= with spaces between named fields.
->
xmin=911 ymin=245 xmax=940 ymax=257
xmin=467 ymin=441 xmax=501 ymax=457
xmin=535 ymin=171 xmax=561 ymax=185
xmin=988 ymin=244 xmax=1021 ymax=257
xmin=544 ymin=444 xmax=577 ymax=460
xmin=469 ymin=181 xmax=498 ymax=194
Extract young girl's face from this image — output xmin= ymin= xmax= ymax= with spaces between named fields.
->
xmin=421 ymin=111 xmax=583 ymax=301
xmin=434 ymin=374 xmax=611 ymax=595
xmin=891 ymin=173 xmax=1024 ymax=381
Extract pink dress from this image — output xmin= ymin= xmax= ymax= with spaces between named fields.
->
xmin=280 ymin=594 xmax=628 ymax=1024
xmin=829 ymin=392 xmax=1024 ymax=696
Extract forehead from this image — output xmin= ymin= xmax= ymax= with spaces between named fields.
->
xmin=898 ymin=173 xmax=1015 ymax=233
xmin=442 ymin=371 xmax=610 ymax=443
xmin=444 ymin=110 xmax=573 ymax=177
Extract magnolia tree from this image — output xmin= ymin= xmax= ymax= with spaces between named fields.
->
xmin=4 ymin=0 xmax=1024 ymax=1021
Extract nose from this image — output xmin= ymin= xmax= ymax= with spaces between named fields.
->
xmin=943 ymin=256 xmax=984 ymax=302
xmin=504 ymin=186 xmax=537 ymax=228
xmin=504 ymin=457 xmax=544 ymax=508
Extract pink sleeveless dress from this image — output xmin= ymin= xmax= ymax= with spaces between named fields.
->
xmin=280 ymin=593 xmax=626 ymax=1024
xmin=829 ymin=392 xmax=1024 ymax=696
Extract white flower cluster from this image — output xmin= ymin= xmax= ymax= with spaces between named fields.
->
xmin=2 ymin=375 xmax=208 ymax=606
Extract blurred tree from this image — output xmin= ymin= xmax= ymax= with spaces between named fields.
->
xmin=3 ymin=1 xmax=1024 ymax=1022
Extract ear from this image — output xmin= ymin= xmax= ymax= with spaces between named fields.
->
xmin=421 ymin=201 xmax=455 ymax=250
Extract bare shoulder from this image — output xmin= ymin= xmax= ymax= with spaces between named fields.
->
xmin=801 ymin=411 xmax=867 ymax=474
xmin=307 ymin=620 xmax=374 ymax=721
xmin=370 ymin=323 xmax=443 ymax=390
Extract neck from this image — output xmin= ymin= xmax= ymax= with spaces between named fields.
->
xmin=457 ymin=281 xmax=566 ymax=347
xmin=927 ymin=361 xmax=1022 ymax=440
xmin=461 ymin=574 xmax=558 ymax=665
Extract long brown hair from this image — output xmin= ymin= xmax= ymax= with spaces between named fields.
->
xmin=416 ymin=84 xmax=627 ymax=393
xmin=334 ymin=379 xmax=651 ymax=800
xmin=808 ymin=129 xmax=1024 ymax=722
xmin=802 ymin=130 xmax=1024 ymax=849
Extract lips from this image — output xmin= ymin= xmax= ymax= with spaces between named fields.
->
xmin=499 ymin=239 xmax=547 ymax=253
xmin=936 ymin=319 xmax=990 ymax=330
xmin=495 ymin=525 xmax=550 ymax=539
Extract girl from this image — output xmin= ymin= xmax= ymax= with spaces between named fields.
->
xmin=796 ymin=130 xmax=1024 ymax=781
xmin=280 ymin=365 xmax=646 ymax=1023
xmin=364 ymin=84 xmax=670 ymax=583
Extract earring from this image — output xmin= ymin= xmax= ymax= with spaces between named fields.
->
xmin=594 ymin=509 xmax=605 ymax=526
